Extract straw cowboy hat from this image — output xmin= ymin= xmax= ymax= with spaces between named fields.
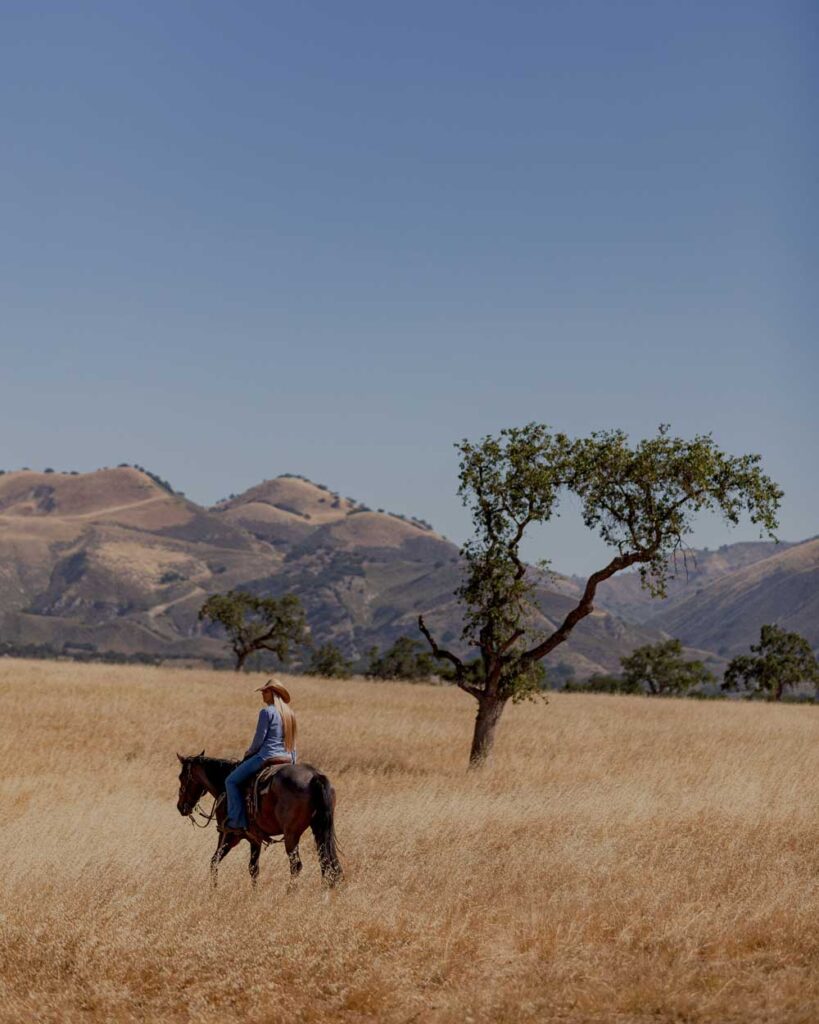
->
xmin=255 ymin=677 xmax=291 ymax=703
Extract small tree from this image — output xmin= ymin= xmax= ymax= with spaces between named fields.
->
xmin=419 ymin=424 xmax=781 ymax=765
xmin=198 ymin=591 xmax=307 ymax=672
xmin=620 ymin=638 xmax=714 ymax=696
xmin=366 ymin=636 xmax=436 ymax=681
xmin=722 ymin=624 xmax=819 ymax=701
xmin=308 ymin=642 xmax=354 ymax=679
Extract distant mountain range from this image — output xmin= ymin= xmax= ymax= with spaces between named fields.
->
xmin=0 ymin=467 xmax=814 ymax=675
xmin=584 ymin=536 xmax=819 ymax=657
xmin=584 ymin=541 xmax=794 ymax=623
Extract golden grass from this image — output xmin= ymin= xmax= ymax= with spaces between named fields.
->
xmin=1 ymin=659 xmax=817 ymax=1024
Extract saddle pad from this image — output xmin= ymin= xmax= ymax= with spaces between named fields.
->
xmin=256 ymin=761 xmax=289 ymax=788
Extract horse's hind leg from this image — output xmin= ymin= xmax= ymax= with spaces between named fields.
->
xmin=248 ymin=841 xmax=262 ymax=887
xmin=284 ymin=832 xmax=303 ymax=886
xmin=210 ymin=833 xmax=238 ymax=888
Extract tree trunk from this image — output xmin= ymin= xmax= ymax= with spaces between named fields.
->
xmin=468 ymin=694 xmax=508 ymax=767
xmin=234 ymin=649 xmax=249 ymax=672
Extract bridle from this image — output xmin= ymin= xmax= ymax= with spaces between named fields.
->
xmin=180 ymin=758 xmax=222 ymax=830
xmin=178 ymin=757 xmax=284 ymax=845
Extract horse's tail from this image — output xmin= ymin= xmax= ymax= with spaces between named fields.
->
xmin=309 ymin=772 xmax=343 ymax=885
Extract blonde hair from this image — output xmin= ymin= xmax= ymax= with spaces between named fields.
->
xmin=273 ymin=694 xmax=297 ymax=752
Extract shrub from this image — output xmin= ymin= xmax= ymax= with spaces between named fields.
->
xmin=564 ymin=674 xmax=642 ymax=695
xmin=308 ymin=643 xmax=354 ymax=679
xmin=366 ymin=637 xmax=435 ymax=681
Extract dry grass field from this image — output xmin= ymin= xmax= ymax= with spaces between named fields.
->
xmin=1 ymin=659 xmax=817 ymax=1023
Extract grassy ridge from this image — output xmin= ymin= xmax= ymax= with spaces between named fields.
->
xmin=1 ymin=660 xmax=817 ymax=1023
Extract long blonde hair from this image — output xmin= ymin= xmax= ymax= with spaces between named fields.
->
xmin=273 ymin=694 xmax=297 ymax=752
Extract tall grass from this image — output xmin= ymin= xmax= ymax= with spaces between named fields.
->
xmin=1 ymin=659 xmax=817 ymax=1023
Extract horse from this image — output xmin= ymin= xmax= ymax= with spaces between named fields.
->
xmin=176 ymin=752 xmax=342 ymax=887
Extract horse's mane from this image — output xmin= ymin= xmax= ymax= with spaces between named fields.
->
xmin=189 ymin=754 xmax=239 ymax=789
xmin=184 ymin=754 xmax=314 ymax=792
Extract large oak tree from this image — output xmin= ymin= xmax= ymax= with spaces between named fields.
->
xmin=419 ymin=424 xmax=782 ymax=766
xmin=199 ymin=591 xmax=307 ymax=672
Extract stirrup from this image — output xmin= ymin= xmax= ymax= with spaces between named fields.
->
xmin=219 ymin=823 xmax=246 ymax=836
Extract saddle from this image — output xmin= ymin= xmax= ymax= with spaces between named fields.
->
xmin=226 ymin=756 xmax=292 ymax=842
xmin=217 ymin=756 xmax=293 ymax=844
xmin=248 ymin=756 xmax=292 ymax=819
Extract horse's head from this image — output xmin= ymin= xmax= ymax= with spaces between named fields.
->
xmin=176 ymin=751 xmax=206 ymax=816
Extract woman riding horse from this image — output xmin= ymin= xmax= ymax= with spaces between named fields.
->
xmin=176 ymin=678 xmax=342 ymax=886
xmin=222 ymin=677 xmax=296 ymax=835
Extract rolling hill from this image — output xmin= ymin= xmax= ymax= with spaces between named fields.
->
xmin=0 ymin=467 xmax=813 ymax=673
xmin=0 ymin=468 xmax=669 ymax=675
xmin=212 ymin=475 xmax=667 ymax=676
xmin=648 ymin=537 xmax=819 ymax=657
xmin=0 ymin=468 xmax=278 ymax=657
xmin=588 ymin=540 xmax=793 ymax=623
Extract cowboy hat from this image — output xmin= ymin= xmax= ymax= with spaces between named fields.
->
xmin=255 ymin=677 xmax=291 ymax=703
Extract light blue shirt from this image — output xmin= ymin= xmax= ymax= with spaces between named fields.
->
xmin=244 ymin=704 xmax=293 ymax=761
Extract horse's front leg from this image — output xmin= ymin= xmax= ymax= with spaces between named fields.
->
xmin=248 ymin=841 xmax=262 ymax=887
xmin=210 ymin=833 xmax=238 ymax=888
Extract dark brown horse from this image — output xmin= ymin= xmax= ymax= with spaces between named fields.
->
xmin=176 ymin=753 xmax=342 ymax=886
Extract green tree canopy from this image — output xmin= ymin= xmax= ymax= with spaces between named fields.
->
xmin=722 ymin=624 xmax=819 ymax=701
xmin=419 ymin=423 xmax=782 ymax=765
xmin=198 ymin=591 xmax=307 ymax=672
xmin=620 ymin=638 xmax=715 ymax=696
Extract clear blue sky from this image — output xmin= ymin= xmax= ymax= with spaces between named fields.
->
xmin=1 ymin=1 xmax=816 ymax=574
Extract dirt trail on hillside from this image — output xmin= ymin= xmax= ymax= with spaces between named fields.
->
xmin=147 ymin=586 xmax=206 ymax=620
xmin=0 ymin=495 xmax=168 ymax=521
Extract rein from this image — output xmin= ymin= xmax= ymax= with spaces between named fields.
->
xmin=188 ymin=793 xmax=222 ymax=829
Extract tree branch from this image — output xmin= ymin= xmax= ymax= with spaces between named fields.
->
xmin=479 ymin=621 xmax=494 ymax=658
xmin=418 ymin=616 xmax=481 ymax=698
xmin=499 ymin=628 xmax=525 ymax=654
xmin=523 ymin=550 xmax=647 ymax=662
xmin=258 ymin=640 xmax=283 ymax=654
xmin=506 ymin=513 xmax=533 ymax=580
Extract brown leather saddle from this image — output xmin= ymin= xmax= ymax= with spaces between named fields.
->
xmin=244 ymin=756 xmax=293 ymax=831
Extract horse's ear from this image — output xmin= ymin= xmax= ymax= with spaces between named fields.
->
xmin=176 ymin=752 xmax=184 ymax=763
xmin=198 ymin=749 xmax=205 ymax=758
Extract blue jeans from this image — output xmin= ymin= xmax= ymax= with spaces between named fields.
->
xmin=224 ymin=755 xmax=266 ymax=829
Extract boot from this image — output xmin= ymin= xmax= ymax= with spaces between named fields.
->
xmin=219 ymin=822 xmax=247 ymax=837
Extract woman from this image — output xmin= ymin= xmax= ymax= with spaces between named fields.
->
xmin=223 ymin=677 xmax=297 ymax=834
